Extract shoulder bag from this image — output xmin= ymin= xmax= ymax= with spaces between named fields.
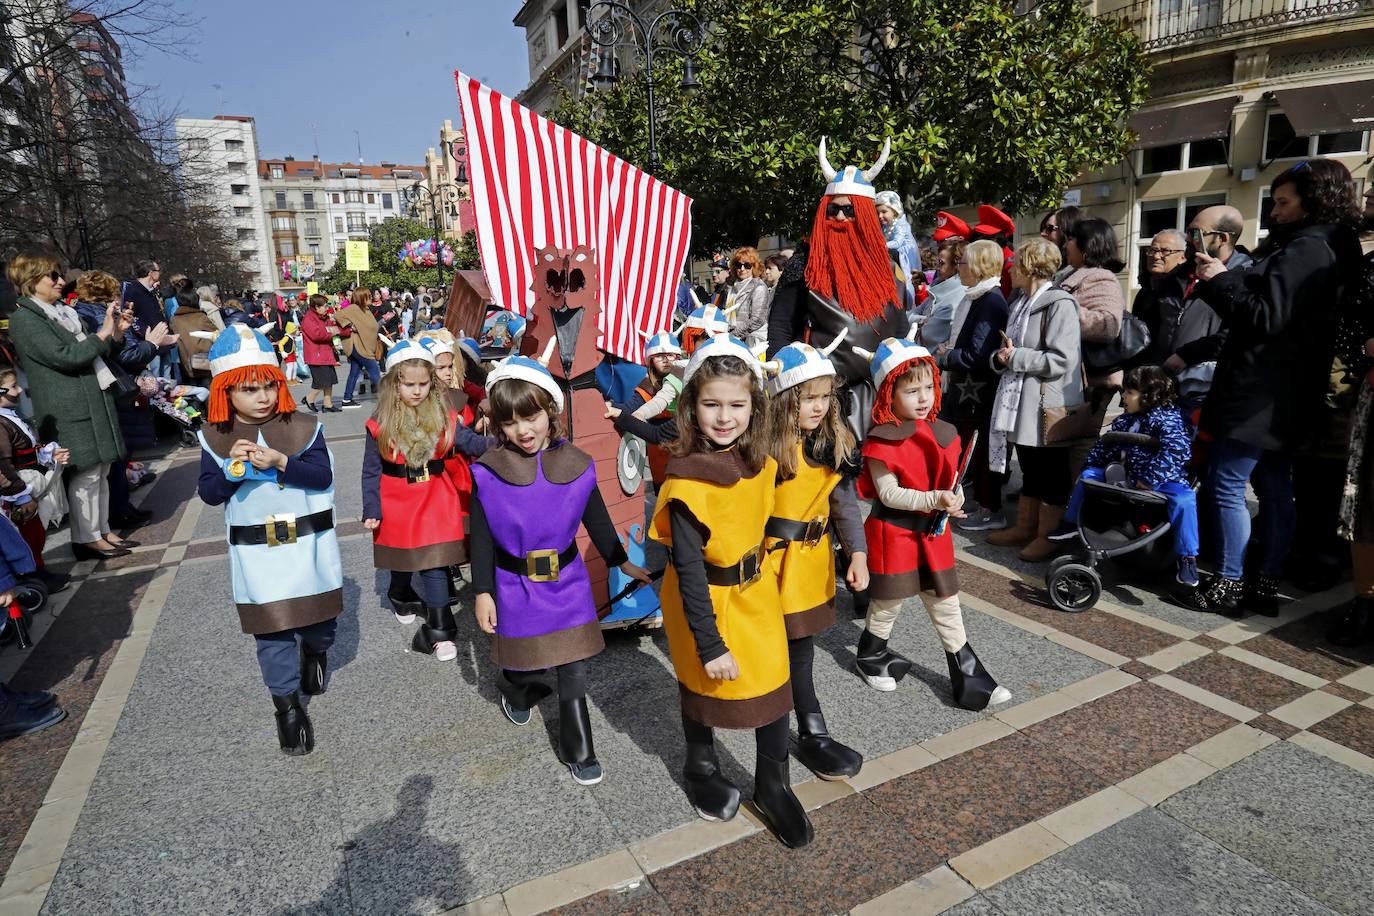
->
xmin=1037 ymin=303 xmax=1098 ymax=444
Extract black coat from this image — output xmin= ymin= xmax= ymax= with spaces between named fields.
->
xmin=1199 ymin=221 xmax=1362 ymax=451
xmin=1135 ymin=250 xmax=1252 ymax=368
xmin=119 ymin=279 xmax=164 ymax=338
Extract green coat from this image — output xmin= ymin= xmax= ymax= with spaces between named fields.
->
xmin=10 ymin=297 xmax=125 ymax=470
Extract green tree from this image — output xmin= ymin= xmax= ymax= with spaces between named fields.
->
xmin=316 ymin=218 xmax=480 ymax=294
xmin=553 ymin=0 xmax=1147 ymax=253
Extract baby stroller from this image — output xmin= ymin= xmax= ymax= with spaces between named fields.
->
xmin=142 ymin=376 xmax=207 ymax=448
xmin=1045 ymin=430 xmax=1191 ymax=613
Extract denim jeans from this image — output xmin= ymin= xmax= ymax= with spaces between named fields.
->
xmin=343 ymin=352 xmax=382 ymax=400
xmin=1065 ymin=467 xmax=1199 ymax=558
xmin=253 ymin=618 xmax=338 ymax=695
xmin=1205 ymin=437 xmax=1293 ymax=580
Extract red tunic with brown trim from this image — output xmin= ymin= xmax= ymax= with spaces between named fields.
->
xmin=633 ymin=377 xmax=672 ymax=486
xmin=365 ymin=409 xmax=467 ymax=571
xmin=857 ymin=419 xmax=961 ymax=601
xmin=444 ymin=388 xmax=476 ymax=525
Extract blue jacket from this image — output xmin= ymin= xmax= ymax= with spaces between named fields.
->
xmin=72 ymin=299 xmax=157 ymax=374
xmin=1084 ymin=406 xmax=1192 ymax=488
xmin=0 ymin=512 xmax=36 ymax=592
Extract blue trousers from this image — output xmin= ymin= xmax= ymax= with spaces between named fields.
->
xmin=1205 ymin=437 xmax=1293 ymax=580
xmin=343 ymin=352 xmax=382 ymax=400
xmin=1065 ymin=467 xmax=1199 ymax=559
xmin=254 ymin=618 xmax=338 ymax=696
xmin=390 ymin=568 xmax=450 ymax=606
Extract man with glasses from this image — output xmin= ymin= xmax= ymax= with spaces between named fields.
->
xmin=1159 ymin=207 xmax=1251 ymax=391
xmin=122 ymin=258 xmax=174 ymax=379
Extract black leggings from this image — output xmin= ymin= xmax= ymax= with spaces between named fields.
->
xmin=1016 ymin=443 xmax=1072 ymax=506
xmin=501 ymin=659 xmax=588 ymax=704
xmin=389 ymin=568 xmax=449 ymax=607
xmin=789 ymin=636 xmax=820 ymax=715
xmin=682 ymin=710 xmax=790 ymax=761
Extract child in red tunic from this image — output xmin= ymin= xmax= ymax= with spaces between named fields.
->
xmin=852 ymin=336 xmax=1012 ymax=711
xmin=362 ymin=340 xmax=491 ymax=660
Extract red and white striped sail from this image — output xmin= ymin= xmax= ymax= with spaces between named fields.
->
xmin=455 ymin=71 xmax=693 ymax=363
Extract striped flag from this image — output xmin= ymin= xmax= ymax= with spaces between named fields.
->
xmin=455 ymin=71 xmax=694 ymax=363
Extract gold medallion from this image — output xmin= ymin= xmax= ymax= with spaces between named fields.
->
xmin=227 ymin=459 xmax=247 ymax=479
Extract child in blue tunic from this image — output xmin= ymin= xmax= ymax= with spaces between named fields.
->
xmin=196 ymin=326 xmax=343 ymax=757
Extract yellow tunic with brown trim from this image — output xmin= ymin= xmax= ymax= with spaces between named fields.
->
xmin=651 ymin=451 xmax=791 ymax=730
xmin=766 ymin=442 xmax=840 ymax=640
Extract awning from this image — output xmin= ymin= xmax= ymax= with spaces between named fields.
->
xmin=1129 ymin=95 xmax=1240 ymax=149
xmin=1271 ymin=80 xmax=1374 ymax=137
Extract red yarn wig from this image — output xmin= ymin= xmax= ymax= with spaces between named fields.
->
xmin=871 ymin=354 xmax=941 ymax=426
xmin=208 ymin=364 xmax=297 ymax=424
xmin=804 ymin=194 xmax=899 ymax=322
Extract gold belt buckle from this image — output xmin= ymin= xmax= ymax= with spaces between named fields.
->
xmin=264 ymin=514 xmax=298 ymax=547
xmin=526 ymin=548 xmax=561 ymax=582
xmin=803 ymin=516 xmax=828 ymax=547
xmin=737 ymin=544 xmax=762 ymax=590
xmin=410 ymin=464 xmax=431 ymax=483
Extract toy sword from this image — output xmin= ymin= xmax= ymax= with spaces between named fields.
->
xmin=930 ymin=430 xmax=978 ymax=536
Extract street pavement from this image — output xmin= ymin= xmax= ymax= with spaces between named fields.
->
xmin=1 ymin=394 xmax=1372 ymax=916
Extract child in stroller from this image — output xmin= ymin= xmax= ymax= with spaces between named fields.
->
xmin=1045 ymin=366 xmax=1199 ymax=611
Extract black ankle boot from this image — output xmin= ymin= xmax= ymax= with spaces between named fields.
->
xmin=388 ymin=579 xmax=422 ymax=618
xmin=558 ymin=696 xmax=603 ymax=785
xmin=854 ymin=629 xmax=913 ymax=685
xmin=683 ymin=742 xmax=740 ymax=822
xmin=300 ymin=645 xmax=327 ymax=696
xmin=753 ymin=752 xmax=813 ymax=848
xmin=1244 ymin=574 xmax=1281 ymax=617
xmin=412 ymin=605 xmax=457 ymax=654
xmin=946 ymin=643 xmax=1009 ymax=711
xmin=794 ymin=711 xmax=862 ymax=780
xmin=1329 ymin=597 xmax=1374 ymax=648
xmin=1176 ymin=575 xmax=1245 ymax=617
xmin=272 ymin=692 xmax=314 ymax=756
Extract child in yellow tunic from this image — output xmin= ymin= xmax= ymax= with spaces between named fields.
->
xmin=650 ymin=334 xmax=812 ymax=849
xmin=763 ymin=332 xmax=868 ymax=780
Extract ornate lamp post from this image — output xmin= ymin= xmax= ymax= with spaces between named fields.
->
xmin=585 ymin=1 xmax=704 ymax=175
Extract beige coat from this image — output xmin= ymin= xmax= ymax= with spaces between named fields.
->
xmin=334 ymin=303 xmax=382 ymax=361
xmin=1057 ymin=266 xmax=1125 ymax=391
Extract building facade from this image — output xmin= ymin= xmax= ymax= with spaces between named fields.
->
xmin=414 ymin=119 xmax=473 ymax=240
xmin=175 ymin=116 xmax=275 ymax=290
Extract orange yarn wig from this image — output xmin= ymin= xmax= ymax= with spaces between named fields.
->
xmin=871 ymin=354 xmax=941 ymax=427
xmin=207 ymin=364 xmax=297 ymax=424
xmin=804 ymin=194 xmax=899 ymax=323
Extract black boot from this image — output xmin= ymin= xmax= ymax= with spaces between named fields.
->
xmin=446 ymin=566 xmax=463 ymax=605
xmin=300 ymin=644 xmax=327 ymax=696
xmin=854 ymin=628 xmax=912 ymax=690
xmin=1329 ymin=597 xmax=1374 ymax=648
xmin=1244 ymin=574 xmax=1281 ymax=618
xmin=412 ymin=605 xmax=457 ymax=656
xmin=683 ymin=742 xmax=740 ymax=822
xmin=1175 ymin=575 xmax=1245 ymax=618
xmin=752 ymin=752 xmax=813 ymax=848
xmin=794 ymin=711 xmax=862 ymax=780
xmin=271 ymin=691 xmax=314 ymax=756
xmin=387 ymin=578 xmax=422 ymax=621
xmin=946 ymin=643 xmax=1010 ymax=711
xmin=558 ymin=696 xmax=603 ymax=785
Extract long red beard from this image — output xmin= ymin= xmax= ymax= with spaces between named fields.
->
xmin=804 ymin=195 xmax=898 ymax=322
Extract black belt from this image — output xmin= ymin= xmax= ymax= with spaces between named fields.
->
xmin=380 ymin=457 xmax=446 ymax=483
xmin=494 ymin=543 xmax=578 ymax=583
xmin=703 ymin=544 xmax=764 ymax=588
xmin=870 ymin=500 xmax=938 ymax=535
xmin=229 ymin=509 xmax=334 ymax=547
xmin=764 ymin=515 xmax=829 ymax=547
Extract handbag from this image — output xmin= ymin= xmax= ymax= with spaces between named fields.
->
xmin=1082 ymin=310 xmax=1151 ymax=374
xmin=1035 ymin=305 xmax=1098 ymax=444
xmin=107 ymin=359 xmax=141 ymax=404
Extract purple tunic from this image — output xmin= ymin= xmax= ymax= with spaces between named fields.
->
xmin=472 ymin=448 xmax=605 ymax=670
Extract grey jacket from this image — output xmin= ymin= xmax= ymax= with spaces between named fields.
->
xmin=727 ymin=277 xmax=771 ymax=341
xmin=992 ymin=287 xmax=1086 ymax=448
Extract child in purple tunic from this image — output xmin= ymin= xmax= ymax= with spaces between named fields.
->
xmin=469 ymin=350 xmax=648 ymax=786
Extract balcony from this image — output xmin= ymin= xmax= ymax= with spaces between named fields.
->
xmin=1097 ymin=0 xmax=1374 ymax=52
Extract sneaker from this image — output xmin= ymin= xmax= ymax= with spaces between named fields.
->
xmin=860 ymin=672 xmax=897 ymax=692
xmin=392 ymin=608 xmax=417 ymax=625
xmin=988 ymin=685 xmax=1013 ymax=706
xmin=433 ymin=640 xmax=457 ymax=661
xmin=567 ymin=758 xmax=604 ymax=786
xmin=339 ymin=399 xmax=360 ymax=408
xmin=501 ymin=695 xmax=532 ymax=726
xmin=6 ymin=686 xmax=56 ymax=711
xmin=957 ymin=508 xmax=1007 ymax=532
xmin=0 ymin=689 xmax=67 ymax=740
xmin=1046 ymin=519 xmax=1079 ymax=542
xmin=1176 ymin=556 xmax=1199 ymax=588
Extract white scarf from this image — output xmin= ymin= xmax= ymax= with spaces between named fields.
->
xmin=946 ymin=276 xmax=1003 ymax=346
xmin=988 ymin=283 xmax=1052 ymax=474
xmin=36 ymin=299 xmax=117 ymax=391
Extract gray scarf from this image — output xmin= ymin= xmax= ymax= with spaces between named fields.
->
xmin=36 ymin=299 xmax=117 ymax=391
xmin=988 ymin=284 xmax=1051 ymax=474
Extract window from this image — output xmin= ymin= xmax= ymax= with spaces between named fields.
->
xmin=554 ymin=3 xmax=570 ymax=46
xmin=1138 ymin=193 xmax=1227 ymax=240
xmin=382 ymin=192 xmax=393 ymax=209
xmin=347 ymin=212 xmax=367 ymax=231
xmin=279 ymin=239 xmax=295 ymax=257
xmin=270 ymin=165 xmax=284 ymax=179
xmin=302 ymin=192 xmax=315 ymax=209
xmin=305 ymin=218 xmax=319 ymax=235
xmin=309 ymin=243 xmax=322 ymax=261
xmin=366 ymin=193 xmax=375 ymax=204
xmin=1258 ymin=186 xmax=1274 ymax=241
xmin=230 ymin=183 xmax=248 ymax=196
xmin=368 ymin=215 xmax=379 ymax=225
xmin=239 ymin=250 xmax=255 ymax=261
xmin=1138 ymin=138 xmax=1227 ymax=174
xmin=237 ymin=228 xmax=254 ymax=239
xmin=233 ymin=206 xmax=251 ymax=217
xmin=225 ymin=139 xmax=244 ymax=151
xmin=186 ymin=137 xmax=208 ymax=151
xmin=345 ymin=190 xmax=363 ymax=203
xmin=1265 ymin=111 xmax=1368 ymax=162
xmin=331 ymin=193 xmax=340 ymax=204
xmin=274 ymin=191 xmax=287 ymax=209
xmin=227 ymin=161 xmax=246 ymax=174
xmin=272 ymin=216 xmax=295 ymax=230
xmin=334 ymin=217 xmax=344 ymax=233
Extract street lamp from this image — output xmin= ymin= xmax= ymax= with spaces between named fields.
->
xmin=401 ymin=180 xmax=462 ymax=294
xmin=585 ymin=1 xmax=705 ymax=175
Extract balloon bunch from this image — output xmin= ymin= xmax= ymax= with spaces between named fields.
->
xmin=398 ymin=239 xmax=455 ymax=268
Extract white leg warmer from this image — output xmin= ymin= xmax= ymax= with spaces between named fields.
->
xmin=864 ymin=596 xmax=904 ymax=639
xmin=919 ymin=593 xmax=967 ymax=653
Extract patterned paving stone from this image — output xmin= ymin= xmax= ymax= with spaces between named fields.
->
xmin=865 ymin=733 xmax=1109 ymax=860
xmin=1241 ymin=608 xmax=1374 ymax=682
xmin=1307 ymin=703 xmax=1374 ymax=760
xmin=1121 ymin=659 xmax=1160 ymax=679
xmin=1250 ymin=714 xmax=1302 ymax=740
xmin=1021 ymin=681 xmax=1235 ymax=783
xmin=548 ymin=882 xmax=673 ymax=915
xmin=1167 ymin=652 xmax=1311 ymax=713
xmin=958 ymin=564 xmax=1178 ymax=659
xmin=647 ymin=794 xmax=943 ymax=916
xmin=1322 ymin=682 xmax=1371 ymax=703
xmin=1192 ymin=634 xmax=1228 ymax=650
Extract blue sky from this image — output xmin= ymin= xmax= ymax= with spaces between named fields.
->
xmin=127 ymin=1 xmax=529 ymax=165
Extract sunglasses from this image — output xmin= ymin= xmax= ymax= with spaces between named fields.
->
xmin=733 ymin=262 xmax=754 ymax=270
xmin=46 ymin=271 xmax=62 ymax=282
xmin=826 ymin=202 xmax=856 ymax=220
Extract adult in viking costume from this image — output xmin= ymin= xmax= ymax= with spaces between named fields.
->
xmin=767 ymin=137 xmax=914 ymax=439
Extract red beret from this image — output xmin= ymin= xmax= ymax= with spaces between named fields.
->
xmin=933 ymin=211 xmax=970 ymax=242
xmin=973 ymin=204 xmax=1016 ymax=239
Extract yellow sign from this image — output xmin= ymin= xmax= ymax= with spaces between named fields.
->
xmin=306 ymin=281 xmax=318 ymax=295
xmin=345 ymin=240 xmax=370 ymax=271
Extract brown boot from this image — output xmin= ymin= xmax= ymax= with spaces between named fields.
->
xmin=987 ymin=497 xmax=1039 ymax=548
xmin=1020 ymin=504 xmax=1066 ymax=562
